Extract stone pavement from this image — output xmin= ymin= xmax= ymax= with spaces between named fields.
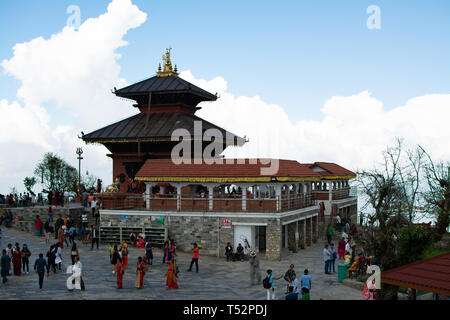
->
xmin=0 ymin=228 xmax=364 ymax=300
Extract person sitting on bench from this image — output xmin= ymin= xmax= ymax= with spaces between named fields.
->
xmin=225 ymin=242 xmax=234 ymax=261
xmin=235 ymin=243 xmax=244 ymax=261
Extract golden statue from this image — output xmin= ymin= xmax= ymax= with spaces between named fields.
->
xmin=105 ymin=178 xmax=120 ymax=193
xmin=157 ymin=48 xmax=178 ymax=77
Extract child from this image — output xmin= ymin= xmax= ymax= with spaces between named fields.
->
xmin=301 ymin=287 xmax=311 ymax=300
xmin=187 ymin=243 xmax=199 ymax=272
xmin=344 ymin=251 xmax=351 ymax=264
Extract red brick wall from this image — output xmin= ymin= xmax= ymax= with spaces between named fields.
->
xmin=150 ymin=198 xmax=177 ymax=210
xmin=112 ymin=155 xmax=143 ymax=192
xmin=247 ymin=199 xmax=276 ymax=212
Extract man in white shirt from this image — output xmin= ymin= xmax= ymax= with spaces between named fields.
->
xmin=67 ymin=255 xmax=84 ymax=291
xmin=90 ymin=198 xmax=97 ymax=217
xmin=64 ymin=191 xmax=69 ymax=207
xmin=345 ymin=240 xmax=351 ymax=253
xmin=342 ymin=230 xmax=349 ymax=242
xmin=290 ymin=274 xmax=299 ymax=295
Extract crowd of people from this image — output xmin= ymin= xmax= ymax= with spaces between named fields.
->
xmin=0 ymin=193 xmax=38 ymax=207
xmin=0 ymin=189 xmax=74 ymax=208
xmin=1 ymin=202 xmax=381 ymax=300
xmin=324 ymin=218 xmax=375 ymax=281
xmin=47 ymin=190 xmax=71 ymax=208
xmin=107 ymin=236 xmax=192 ymax=290
xmin=261 ymin=264 xmax=313 ymax=300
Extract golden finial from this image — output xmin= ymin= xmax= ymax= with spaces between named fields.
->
xmin=157 ymin=48 xmax=179 ymax=77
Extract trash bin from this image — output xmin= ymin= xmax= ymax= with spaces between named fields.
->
xmin=338 ymin=263 xmax=349 ymax=283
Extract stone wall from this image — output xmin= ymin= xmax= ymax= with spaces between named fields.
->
xmin=100 ymin=213 xmax=158 ymax=228
xmin=265 ymin=219 xmax=281 ymax=261
xmin=306 ymin=217 xmax=312 ymax=246
xmin=168 ymin=215 xmax=220 ymax=256
xmin=99 ymin=208 xmax=319 ymax=261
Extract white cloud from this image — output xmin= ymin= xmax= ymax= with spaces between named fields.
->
xmin=1 ymin=0 xmax=146 ymax=130
xmin=1 ymin=0 xmax=449 ymax=197
xmin=182 ymin=71 xmax=450 ymax=173
xmin=0 ymin=0 xmax=146 ymax=193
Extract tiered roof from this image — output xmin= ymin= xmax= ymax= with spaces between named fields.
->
xmin=82 ymin=111 xmax=245 ymax=146
xmin=82 ymin=49 xmax=244 ymax=147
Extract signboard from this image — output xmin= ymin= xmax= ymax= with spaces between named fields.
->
xmin=151 ymin=216 xmax=164 ymax=225
xmin=120 ymin=215 xmax=128 ymax=219
xmin=221 ymin=219 xmax=232 ymax=228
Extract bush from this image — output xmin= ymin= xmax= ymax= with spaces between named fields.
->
xmin=398 ymin=225 xmax=433 ymax=264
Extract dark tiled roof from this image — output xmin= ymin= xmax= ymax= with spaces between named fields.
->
xmin=115 ymin=75 xmax=217 ymax=101
xmin=135 ymin=159 xmax=321 ymax=179
xmin=381 ymin=252 xmax=450 ymax=296
xmin=82 ymin=112 xmax=245 ymax=145
xmin=307 ymin=162 xmax=356 ymax=177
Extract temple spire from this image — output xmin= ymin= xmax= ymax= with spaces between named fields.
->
xmin=156 ymin=48 xmax=179 ymax=77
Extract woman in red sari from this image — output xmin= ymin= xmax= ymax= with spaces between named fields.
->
xmin=12 ymin=243 xmax=22 ymax=276
xmin=135 ymin=257 xmax=147 ymax=289
xmin=116 ymin=257 xmax=125 ymax=289
xmin=166 ymin=258 xmax=178 ymax=289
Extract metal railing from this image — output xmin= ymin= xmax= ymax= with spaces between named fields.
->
xmin=280 ymin=194 xmax=315 ymax=211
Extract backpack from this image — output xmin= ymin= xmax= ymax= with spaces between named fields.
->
xmin=263 ymin=275 xmax=271 ymax=289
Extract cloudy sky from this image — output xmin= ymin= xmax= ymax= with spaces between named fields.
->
xmin=1 ymin=0 xmax=449 ymax=194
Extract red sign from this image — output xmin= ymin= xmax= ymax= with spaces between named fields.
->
xmin=221 ymin=219 xmax=232 ymax=228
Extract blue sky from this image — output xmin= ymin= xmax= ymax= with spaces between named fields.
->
xmin=1 ymin=0 xmax=450 ymax=125
xmin=1 ymin=0 xmax=450 ymax=196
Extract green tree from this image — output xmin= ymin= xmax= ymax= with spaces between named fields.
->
xmin=33 ymin=152 xmax=78 ymax=193
xmin=23 ymin=176 xmax=37 ymax=195
xmin=82 ymin=171 xmax=99 ymax=194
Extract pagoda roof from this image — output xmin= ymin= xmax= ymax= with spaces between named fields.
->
xmin=114 ymin=75 xmax=217 ymax=105
xmin=134 ymin=159 xmax=354 ymax=183
xmin=82 ymin=112 xmax=245 ymax=145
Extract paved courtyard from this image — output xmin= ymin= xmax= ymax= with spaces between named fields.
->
xmin=0 ymin=228 xmax=363 ymax=300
